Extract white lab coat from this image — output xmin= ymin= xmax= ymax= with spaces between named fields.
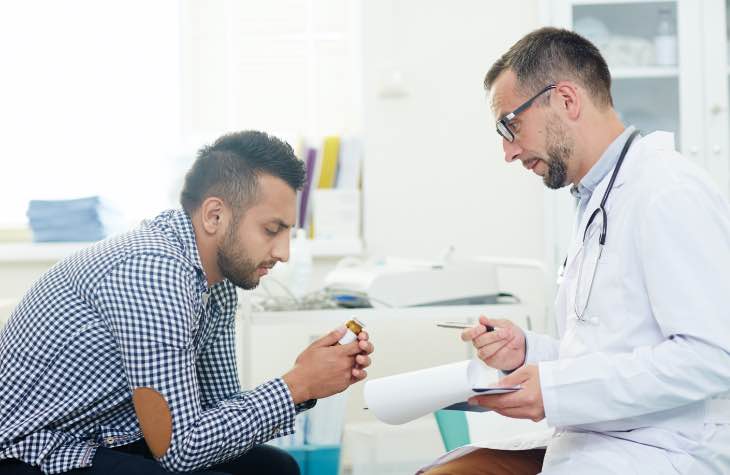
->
xmin=534 ymin=131 xmax=730 ymax=474
xmin=420 ymin=132 xmax=730 ymax=474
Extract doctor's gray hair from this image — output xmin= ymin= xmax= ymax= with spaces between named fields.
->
xmin=180 ymin=130 xmax=306 ymax=216
xmin=484 ymin=27 xmax=613 ymax=109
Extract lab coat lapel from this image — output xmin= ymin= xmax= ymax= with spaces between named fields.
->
xmin=562 ymin=130 xmax=663 ymax=276
xmin=609 ymin=131 xmax=674 ymax=189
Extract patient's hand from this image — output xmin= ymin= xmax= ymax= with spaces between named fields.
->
xmin=282 ymin=327 xmax=374 ymax=404
xmin=351 ymin=330 xmax=373 ymax=383
xmin=461 ymin=315 xmax=526 ymax=372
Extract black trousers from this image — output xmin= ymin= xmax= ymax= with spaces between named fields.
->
xmin=0 ymin=440 xmax=300 ymax=475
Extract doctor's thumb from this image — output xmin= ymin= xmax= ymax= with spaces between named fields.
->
xmin=479 ymin=315 xmax=505 ymax=332
xmin=479 ymin=315 xmax=496 ymax=328
xmin=478 ymin=315 xmax=492 ymax=324
xmin=498 ymin=366 xmax=528 ymax=387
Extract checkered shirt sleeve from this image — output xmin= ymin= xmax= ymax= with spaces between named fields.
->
xmin=97 ymin=253 xmax=297 ymax=472
xmin=196 ymin=287 xmax=243 ymax=408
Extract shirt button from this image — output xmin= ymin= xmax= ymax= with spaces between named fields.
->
xmin=106 ymin=436 xmax=115 ymax=445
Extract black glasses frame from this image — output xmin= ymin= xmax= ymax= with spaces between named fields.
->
xmin=496 ymin=84 xmax=556 ymax=142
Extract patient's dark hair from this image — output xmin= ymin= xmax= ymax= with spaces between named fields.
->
xmin=180 ymin=130 xmax=305 ymax=215
xmin=484 ymin=27 xmax=613 ymax=108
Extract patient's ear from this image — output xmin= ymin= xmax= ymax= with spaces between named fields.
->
xmin=132 ymin=387 xmax=172 ymax=458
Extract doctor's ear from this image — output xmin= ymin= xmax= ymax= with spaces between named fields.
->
xmin=199 ymin=197 xmax=226 ymax=235
xmin=554 ymin=82 xmax=581 ymax=121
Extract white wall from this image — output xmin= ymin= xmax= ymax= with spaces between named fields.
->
xmin=357 ymin=0 xmax=549 ymax=309
xmin=361 ymin=0 xmax=542 ymax=263
xmin=179 ymin=0 xmax=549 ymax=288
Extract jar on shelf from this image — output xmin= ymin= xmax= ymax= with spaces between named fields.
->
xmin=654 ymin=8 xmax=677 ymax=66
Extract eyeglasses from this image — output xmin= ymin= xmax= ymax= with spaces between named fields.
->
xmin=496 ymin=84 xmax=556 ymax=142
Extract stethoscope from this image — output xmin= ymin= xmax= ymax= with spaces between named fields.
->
xmin=565 ymin=129 xmax=640 ymax=322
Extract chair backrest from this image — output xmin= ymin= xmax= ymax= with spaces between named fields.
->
xmin=433 ymin=410 xmax=470 ymax=451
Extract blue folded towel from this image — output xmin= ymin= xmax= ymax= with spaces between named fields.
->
xmin=26 ymin=196 xmax=118 ymax=242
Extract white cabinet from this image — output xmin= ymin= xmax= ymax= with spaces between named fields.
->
xmin=539 ymin=0 xmax=730 ymax=283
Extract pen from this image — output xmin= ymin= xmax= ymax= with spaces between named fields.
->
xmin=435 ymin=321 xmax=495 ymax=332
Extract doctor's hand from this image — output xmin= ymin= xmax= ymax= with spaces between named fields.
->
xmin=467 ymin=364 xmax=545 ymax=422
xmin=461 ymin=315 xmax=526 ymax=372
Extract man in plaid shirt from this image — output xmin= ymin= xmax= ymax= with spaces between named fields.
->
xmin=0 ymin=131 xmax=374 ymax=474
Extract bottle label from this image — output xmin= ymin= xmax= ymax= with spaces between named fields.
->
xmin=338 ymin=329 xmax=357 ymax=345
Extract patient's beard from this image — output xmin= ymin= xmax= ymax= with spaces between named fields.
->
xmin=217 ymin=226 xmax=260 ymax=290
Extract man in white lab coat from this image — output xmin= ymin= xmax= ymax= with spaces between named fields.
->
xmin=425 ymin=27 xmax=730 ymax=474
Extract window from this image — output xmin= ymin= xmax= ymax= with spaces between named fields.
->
xmin=0 ymin=0 xmax=182 ymax=228
xmin=181 ymin=0 xmax=362 ymax=150
xmin=0 ymin=0 xmax=361 ymax=230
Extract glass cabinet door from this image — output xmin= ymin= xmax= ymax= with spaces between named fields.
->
xmin=543 ymin=0 xmax=730 ymax=197
xmin=703 ymin=0 xmax=729 ymax=199
xmin=570 ymin=2 xmax=682 ymax=145
xmin=725 ymin=0 xmax=730 ymax=196
xmin=540 ymin=0 xmax=729 ymax=286
xmin=539 ymin=0 xmax=730 ymax=290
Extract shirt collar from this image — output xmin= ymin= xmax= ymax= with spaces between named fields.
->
xmin=167 ymin=209 xmax=208 ymax=287
xmin=570 ymin=125 xmax=636 ymax=199
xmin=168 ymin=209 xmax=238 ymax=312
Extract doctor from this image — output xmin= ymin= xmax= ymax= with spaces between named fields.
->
xmin=426 ymin=27 xmax=730 ymax=474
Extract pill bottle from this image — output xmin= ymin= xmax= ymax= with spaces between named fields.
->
xmin=338 ymin=318 xmax=365 ymax=345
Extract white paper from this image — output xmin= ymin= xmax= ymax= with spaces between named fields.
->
xmin=335 ymin=137 xmax=362 ymax=189
xmin=363 ymin=359 xmax=519 ymax=425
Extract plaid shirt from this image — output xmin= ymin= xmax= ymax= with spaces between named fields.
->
xmin=0 ymin=209 xmax=301 ymax=474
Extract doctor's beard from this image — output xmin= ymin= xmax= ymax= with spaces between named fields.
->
xmin=542 ymin=117 xmax=574 ymax=189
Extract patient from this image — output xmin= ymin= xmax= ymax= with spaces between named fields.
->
xmin=0 ymin=131 xmax=374 ymax=474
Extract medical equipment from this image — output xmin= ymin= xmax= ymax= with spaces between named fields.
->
xmin=573 ymin=129 xmax=640 ymax=321
xmin=324 ymin=255 xmax=542 ymax=308
xmin=323 ymin=257 xmax=500 ymax=308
